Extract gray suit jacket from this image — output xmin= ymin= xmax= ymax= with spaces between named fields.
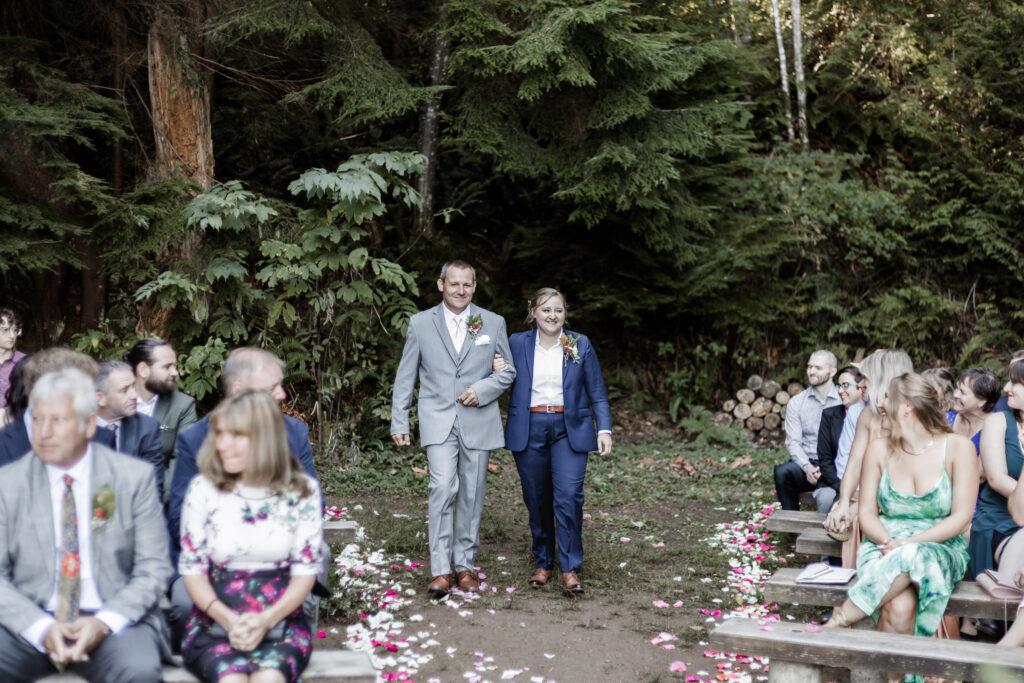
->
xmin=391 ymin=303 xmax=515 ymax=450
xmin=153 ymin=390 xmax=199 ymax=464
xmin=0 ymin=443 xmax=174 ymax=657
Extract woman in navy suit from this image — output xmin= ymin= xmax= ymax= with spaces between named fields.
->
xmin=499 ymin=287 xmax=612 ymax=595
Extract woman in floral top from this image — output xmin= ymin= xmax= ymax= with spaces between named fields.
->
xmin=179 ymin=389 xmax=323 ymax=683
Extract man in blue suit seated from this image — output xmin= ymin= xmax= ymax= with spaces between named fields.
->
xmin=165 ymin=347 xmax=323 ymax=647
xmin=0 ymin=349 xmax=116 ymax=468
xmin=93 ymin=360 xmax=165 ymax=500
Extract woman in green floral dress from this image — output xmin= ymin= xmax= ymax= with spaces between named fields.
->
xmin=825 ymin=373 xmax=979 ymax=682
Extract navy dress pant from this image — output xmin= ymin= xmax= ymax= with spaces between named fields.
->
xmin=513 ymin=412 xmax=589 ymax=573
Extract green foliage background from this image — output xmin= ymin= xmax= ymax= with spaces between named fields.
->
xmin=3 ymin=0 xmax=1024 ymax=448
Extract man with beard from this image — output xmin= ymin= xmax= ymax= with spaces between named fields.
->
xmin=124 ymin=339 xmax=198 ymax=501
xmin=774 ymin=350 xmax=841 ymax=512
xmin=94 ymin=360 xmax=164 ymax=500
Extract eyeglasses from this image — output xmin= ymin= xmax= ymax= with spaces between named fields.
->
xmin=0 ymin=326 xmax=21 ymax=337
xmin=839 ymin=382 xmax=859 ymax=389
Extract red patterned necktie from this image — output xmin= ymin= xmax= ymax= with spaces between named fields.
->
xmin=54 ymin=474 xmax=80 ymax=623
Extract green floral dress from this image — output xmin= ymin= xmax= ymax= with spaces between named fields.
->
xmin=848 ymin=438 xmax=968 ymax=642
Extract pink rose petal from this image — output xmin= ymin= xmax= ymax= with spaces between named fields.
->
xmin=620 ymin=537 xmax=630 ymax=543
xmin=804 ymin=624 xmax=821 ymax=633
xmin=669 ymin=660 xmax=687 ymax=672
xmin=316 ymin=631 xmax=326 ymax=638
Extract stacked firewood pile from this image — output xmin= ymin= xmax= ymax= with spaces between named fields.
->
xmin=713 ymin=375 xmax=804 ymax=444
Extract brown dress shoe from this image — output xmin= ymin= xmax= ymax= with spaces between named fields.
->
xmin=427 ymin=574 xmax=454 ymax=598
xmin=529 ymin=568 xmax=552 ymax=588
xmin=457 ymin=570 xmax=480 ymax=592
xmin=558 ymin=571 xmax=584 ymax=596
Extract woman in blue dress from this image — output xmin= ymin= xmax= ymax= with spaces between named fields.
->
xmin=968 ymin=359 xmax=1024 ymax=579
xmin=825 ymin=373 xmax=978 ymax=682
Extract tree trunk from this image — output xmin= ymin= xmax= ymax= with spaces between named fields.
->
xmin=147 ymin=10 xmax=214 ymax=189
xmin=732 ymin=0 xmax=751 ymax=47
xmin=769 ymin=0 xmax=795 ymax=142
xmin=413 ymin=7 xmax=450 ymax=237
xmin=791 ymin=0 xmax=809 ymax=147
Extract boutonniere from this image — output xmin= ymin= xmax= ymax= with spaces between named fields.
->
xmin=466 ymin=313 xmax=483 ymax=338
xmin=91 ymin=485 xmax=115 ymax=530
xmin=559 ymin=332 xmax=580 ymax=366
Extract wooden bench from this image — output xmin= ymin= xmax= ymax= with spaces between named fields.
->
xmin=765 ymin=510 xmax=826 ymax=534
xmin=765 ymin=567 xmax=1021 ymax=621
xmin=40 ymin=649 xmax=378 ymax=682
xmin=324 ymin=520 xmax=357 ymax=546
xmin=710 ymin=618 xmax=1024 ymax=683
xmin=793 ymin=526 xmax=842 ymax=557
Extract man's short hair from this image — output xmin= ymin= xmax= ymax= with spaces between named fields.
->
xmin=810 ymin=349 xmax=838 ymax=370
xmin=96 ymin=359 xmax=133 ymax=392
xmin=220 ymin=347 xmax=284 ymax=393
xmin=124 ymin=338 xmax=172 ymax=374
xmin=439 ymin=260 xmax=476 ymax=282
xmin=0 ymin=308 xmax=20 ymax=328
xmin=23 ymin=348 xmax=100 ymax=398
xmin=30 ymin=368 xmax=97 ymax=430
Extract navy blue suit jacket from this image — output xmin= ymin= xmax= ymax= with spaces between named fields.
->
xmin=168 ymin=413 xmax=321 ymax=565
xmin=0 ymin=413 xmax=116 ymax=468
xmin=504 ymin=329 xmax=612 ymax=453
xmin=103 ymin=413 xmax=165 ymax=500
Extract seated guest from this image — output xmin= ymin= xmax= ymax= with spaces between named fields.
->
xmin=816 ymin=365 xmax=865 ymax=512
xmin=168 ymin=347 xmax=322 ymax=646
xmin=2 ymin=355 xmax=29 ymax=427
xmin=0 ymin=349 xmax=115 ymax=467
xmin=968 ymin=359 xmax=1024 ymax=579
xmin=774 ymin=350 xmax=840 ymax=512
xmin=0 ymin=368 xmax=172 ymax=682
xmin=922 ymin=367 xmax=955 ymax=412
xmin=95 ymin=360 xmax=165 ymax=500
xmin=825 ymin=349 xmax=914 ymax=540
xmin=179 ymin=389 xmax=323 ymax=683
xmin=825 ymin=374 xmax=977 ymax=658
xmin=0 ymin=308 xmax=26 ymax=411
xmin=125 ymin=338 xmax=198 ymax=501
xmin=947 ymin=367 xmax=1000 ymax=478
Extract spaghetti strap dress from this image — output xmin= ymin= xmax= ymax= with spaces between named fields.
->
xmin=966 ymin=410 xmax=1023 ymax=578
xmin=847 ymin=437 xmax=968 ymax=640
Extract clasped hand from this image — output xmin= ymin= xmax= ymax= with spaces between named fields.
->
xmin=44 ymin=616 xmax=108 ymax=664
xmin=226 ymin=612 xmax=272 ymax=652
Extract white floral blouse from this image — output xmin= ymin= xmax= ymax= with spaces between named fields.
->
xmin=179 ymin=474 xmax=324 ymax=576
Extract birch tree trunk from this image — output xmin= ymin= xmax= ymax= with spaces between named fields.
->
xmin=413 ymin=7 xmax=449 ymax=237
xmin=791 ymin=0 xmax=809 ymax=147
xmin=769 ymin=0 xmax=795 ymax=142
xmin=147 ymin=10 xmax=214 ymax=189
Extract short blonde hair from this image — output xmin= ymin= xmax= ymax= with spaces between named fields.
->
xmin=525 ymin=287 xmax=567 ymax=326
xmin=860 ymin=349 xmax=913 ymax=415
xmin=197 ymin=389 xmax=310 ymax=497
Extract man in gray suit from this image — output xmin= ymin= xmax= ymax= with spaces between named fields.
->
xmin=391 ymin=260 xmax=515 ymax=597
xmin=0 ymin=368 xmax=172 ymax=682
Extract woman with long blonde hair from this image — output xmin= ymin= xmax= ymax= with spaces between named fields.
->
xmin=825 ymin=374 xmax=978 ymax=681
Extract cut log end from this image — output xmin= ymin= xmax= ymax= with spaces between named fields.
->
xmin=746 ymin=374 xmax=764 ymax=391
xmin=763 ymin=412 xmax=781 ymax=430
xmin=746 ymin=416 xmax=764 ymax=431
xmin=775 ymin=390 xmax=791 ymax=405
xmin=736 ymin=388 xmax=756 ymax=404
xmin=733 ymin=403 xmax=753 ymax=421
xmin=788 ymin=382 xmax=805 ymax=396
xmin=722 ymin=399 xmax=737 ymax=412
xmin=714 ymin=412 xmax=733 ymax=428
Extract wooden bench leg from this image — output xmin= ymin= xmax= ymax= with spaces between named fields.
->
xmin=769 ymin=660 xmax=823 ymax=683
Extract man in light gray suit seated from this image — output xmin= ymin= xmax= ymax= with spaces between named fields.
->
xmin=391 ymin=260 xmax=516 ymax=598
xmin=0 ymin=368 xmax=173 ymax=682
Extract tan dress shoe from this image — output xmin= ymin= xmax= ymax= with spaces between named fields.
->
xmin=529 ymin=568 xmax=552 ymax=588
xmin=457 ymin=570 xmax=480 ymax=592
xmin=427 ymin=574 xmax=454 ymax=598
xmin=558 ymin=571 xmax=584 ymax=595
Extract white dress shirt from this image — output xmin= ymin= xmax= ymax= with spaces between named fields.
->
xmin=136 ymin=394 xmax=159 ymax=418
xmin=442 ymin=304 xmax=468 ymax=354
xmin=22 ymin=446 xmax=129 ymax=652
xmin=530 ymin=336 xmax=565 ymax=408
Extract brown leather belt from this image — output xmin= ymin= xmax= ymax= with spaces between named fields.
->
xmin=529 ymin=405 xmax=564 ymax=413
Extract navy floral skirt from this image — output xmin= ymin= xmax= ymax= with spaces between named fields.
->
xmin=182 ymin=568 xmax=313 ymax=682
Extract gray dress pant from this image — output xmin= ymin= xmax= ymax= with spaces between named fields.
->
xmin=426 ymin=422 xmax=490 ymax=576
